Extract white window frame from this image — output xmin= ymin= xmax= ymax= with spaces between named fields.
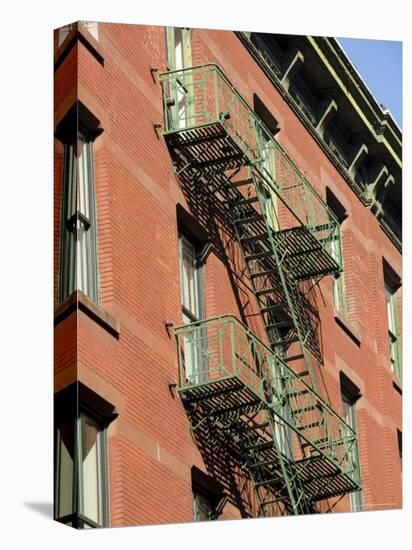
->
xmin=384 ymin=280 xmax=402 ymax=380
xmin=178 ymin=233 xmax=206 ymax=384
xmin=342 ymin=391 xmax=363 ymax=512
xmin=59 ymin=132 xmax=99 ymax=303
xmin=55 ymin=408 xmax=109 ymax=529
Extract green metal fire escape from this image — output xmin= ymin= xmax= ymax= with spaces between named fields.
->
xmin=160 ymin=64 xmax=361 ymax=516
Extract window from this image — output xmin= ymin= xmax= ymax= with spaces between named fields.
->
xmin=330 ymin=222 xmax=345 ymax=314
xmin=54 ymin=383 xmax=117 ymax=529
xmin=384 ymin=276 xmax=402 ymax=380
xmin=179 ymin=233 xmax=205 ymax=384
xmin=191 ymin=466 xmax=225 ymax=521
xmin=193 ymin=490 xmax=214 ymax=521
xmin=165 ymin=27 xmax=193 ymax=130
xmin=258 ymin=130 xmax=279 ymax=231
xmin=397 ymin=430 xmax=402 ymax=472
xmin=341 ymin=388 xmax=363 ymax=512
xmin=326 ymin=189 xmax=347 ymax=316
xmin=59 ymin=134 xmax=99 ymax=302
xmin=56 ymin=103 xmax=102 ymax=304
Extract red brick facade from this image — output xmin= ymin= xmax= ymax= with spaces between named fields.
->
xmin=54 ymin=22 xmax=402 ymax=527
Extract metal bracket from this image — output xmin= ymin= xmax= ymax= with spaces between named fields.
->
xmin=164 ymin=321 xmax=174 ymax=338
xmin=168 ymin=382 xmax=177 ymax=399
xmin=153 ymin=123 xmax=162 ymax=140
xmin=150 ymin=67 xmax=158 ymax=83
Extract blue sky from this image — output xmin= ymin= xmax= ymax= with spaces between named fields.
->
xmin=337 ymin=37 xmax=403 ymax=129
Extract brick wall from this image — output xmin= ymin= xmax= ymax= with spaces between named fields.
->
xmin=54 ymin=23 xmax=402 ymax=526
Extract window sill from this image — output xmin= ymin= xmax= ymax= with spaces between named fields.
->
xmin=54 ymin=291 xmax=120 ymax=339
xmin=334 ymin=311 xmax=361 ymax=347
xmin=54 ymin=22 xmax=104 ymax=71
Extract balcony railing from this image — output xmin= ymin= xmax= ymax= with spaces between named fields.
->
xmin=174 ymin=314 xmax=361 ymax=487
xmin=160 ymin=64 xmax=341 ymax=267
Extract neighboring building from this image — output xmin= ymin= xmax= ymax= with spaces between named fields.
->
xmin=53 ymin=22 xmax=402 ymax=528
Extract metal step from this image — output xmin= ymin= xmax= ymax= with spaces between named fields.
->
xmin=293 ymin=404 xmax=317 ymax=415
xmin=261 ymin=303 xmax=288 ymax=314
xmin=271 ymin=337 xmax=299 ymax=347
xmin=285 ymin=354 xmax=305 ymax=363
xmin=243 ymin=422 xmax=270 ymax=432
xmin=231 ymin=196 xmax=259 ymax=207
xmin=250 ymin=269 xmax=277 ymax=279
xmin=298 ymin=420 xmax=323 ymax=430
xmin=286 ymin=388 xmax=311 ymax=399
xmin=245 ymin=250 xmax=273 ymax=261
xmin=249 ymin=458 xmax=278 ymax=470
xmin=265 ymin=321 xmax=293 ymax=330
xmin=260 ymin=496 xmax=285 ymax=506
xmin=302 ymin=436 xmax=330 ymax=449
xmin=266 ymin=321 xmax=291 ymax=330
xmin=226 ymin=178 xmax=254 ymax=188
xmin=245 ymin=441 xmax=274 ymax=452
xmin=256 ymin=287 xmax=280 ymax=297
xmin=241 ymin=233 xmax=268 ymax=244
xmin=235 ymin=214 xmax=264 ymax=225
xmin=255 ymin=477 xmax=282 ymax=488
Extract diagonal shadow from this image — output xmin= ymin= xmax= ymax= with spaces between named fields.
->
xmin=23 ymin=501 xmax=54 ymax=519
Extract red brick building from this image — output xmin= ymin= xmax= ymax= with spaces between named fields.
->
xmin=53 ymin=22 xmax=402 ymax=528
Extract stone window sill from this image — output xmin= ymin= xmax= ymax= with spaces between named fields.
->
xmin=54 ymin=291 xmax=120 ymax=339
xmin=334 ymin=310 xmax=361 ymax=347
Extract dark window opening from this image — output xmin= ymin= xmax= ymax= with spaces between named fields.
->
xmin=191 ymin=466 xmax=225 ymax=521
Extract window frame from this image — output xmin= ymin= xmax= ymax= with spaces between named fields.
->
xmin=191 ymin=466 xmax=225 ymax=522
xmin=55 ymin=102 xmax=103 ymax=305
xmin=178 ymin=231 xmax=207 ymax=384
xmin=326 ymin=189 xmax=347 ymax=317
xmin=341 ymin=387 xmax=363 ymax=513
xmin=165 ymin=27 xmax=193 ymax=130
xmin=179 ymin=232 xmax=205 ymax=324
xmin=59 ymin=132 xmax=99 ymax=304
xmin=384 ymin=277 xmax=402 ymax=380
xmin=330 ymin=223 xmax=346 ymax=316
xmin=54 ymin=383 xmax=117 ymax=529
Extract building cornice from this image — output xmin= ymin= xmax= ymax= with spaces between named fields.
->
xmin=236 ymin=31 xmax=402 ymax=252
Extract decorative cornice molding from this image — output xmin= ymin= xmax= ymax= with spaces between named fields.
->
xmin=236 ymin=31 xmax=402 ymax=251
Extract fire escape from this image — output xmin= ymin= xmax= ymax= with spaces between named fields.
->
xmin=160 ymin=64 xmax=361 ymax=516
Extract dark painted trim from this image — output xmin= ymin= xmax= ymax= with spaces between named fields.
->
xmin=334 ymin=313 xmax=361 ymax=347
xmin=54 ymin=22 xmax=104 ymax=72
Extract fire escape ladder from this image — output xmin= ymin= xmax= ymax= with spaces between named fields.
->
xmin=160 ymin=65 xmax=361 ymax=517
xmin=173 ymin=316 xmax=362 ymax=517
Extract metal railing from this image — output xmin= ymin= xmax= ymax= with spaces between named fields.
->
xmin=174 ymin=314 xmax=361 ymax=486
xmin=160 ymin=64 xmax=341 ymax=264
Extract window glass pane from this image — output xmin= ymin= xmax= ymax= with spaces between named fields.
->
xmin=56 ymin=421 xmax=75 ymax=518
xmin=77 ymin=136 xmax=90 ymax=219
xmin=180 ymin=236 xmax=201 ymax=319
xmin=59 ymin=134 xmax=98 ymax=304
xmin=341 ymin=392 xmax=363 ymax=511
xmin=80 ymin=413 xmax=103 ymax=525
xmin=193 ymin=491 xmax=212 ymax=521
xmin=174 ymin=28 xmax=184 ymax=70
xmin=385 ymin=283 xmax=395 ymax=333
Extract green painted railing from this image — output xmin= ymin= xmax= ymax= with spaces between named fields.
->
xmin=174 ymin=314 xmax=361 ymax=487
xmin=160 ymin=64 xmax=341 ymax=266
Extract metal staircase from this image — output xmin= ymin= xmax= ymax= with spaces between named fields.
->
xmin=160 ymin=64 xmax=361 ymax=516
xmin=174 ymin=315 xmax=361 ymax=516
